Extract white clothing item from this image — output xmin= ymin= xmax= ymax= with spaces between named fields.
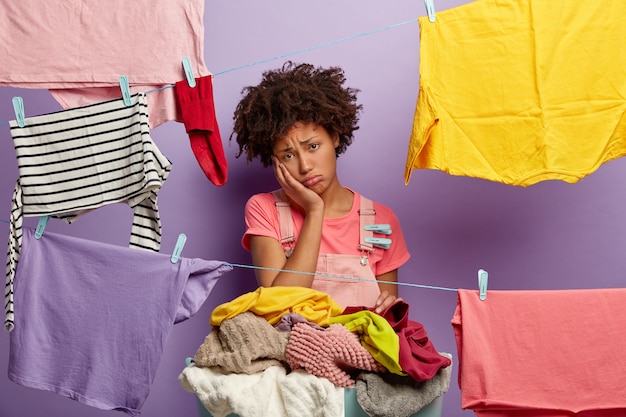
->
xmin=179 ymin=364 xmax=345 ymax=417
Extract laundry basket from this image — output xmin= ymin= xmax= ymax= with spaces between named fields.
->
xmin=185 ymin=358 xmax=444 ymax=417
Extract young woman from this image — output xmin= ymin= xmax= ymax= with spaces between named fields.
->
xmin=231 ymin=61 xmax=410 ymax=313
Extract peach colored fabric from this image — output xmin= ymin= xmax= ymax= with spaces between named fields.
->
xmin=452 ymin=289 xmax=626 ymax=416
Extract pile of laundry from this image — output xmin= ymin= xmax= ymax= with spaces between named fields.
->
xmin=179 ymin=286 xmax=452 ymax=417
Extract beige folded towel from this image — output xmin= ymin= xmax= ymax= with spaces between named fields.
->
xmin=194 ymin=312 xmax=289 ymax=374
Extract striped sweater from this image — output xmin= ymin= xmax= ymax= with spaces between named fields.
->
xmin=5 ymin=93 xmax=171 ymax=331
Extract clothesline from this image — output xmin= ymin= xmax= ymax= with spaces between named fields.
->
xmin=225 ymin=261 xmax=459 ymax=292
xmin=0 ymin=16 xmax=448 ymax=294
xmin=0 ymin=216 xmax=457 ymax=292
xmin=0 ymin=223 xmax=458 ymax=291
xmin=0 ymin=18 xmax=417 ymax=127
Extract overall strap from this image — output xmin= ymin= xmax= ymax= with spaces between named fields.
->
xmin=358 ymin=195 xmax=376 ymax=265
xmin=272 ymin=189 xmax=295 ymax=257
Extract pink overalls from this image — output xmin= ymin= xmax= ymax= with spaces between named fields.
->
xmin=273 ymin=190 xmax=381 ymax=308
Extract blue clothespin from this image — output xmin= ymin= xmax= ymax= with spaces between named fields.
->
xmin=34 ymin=216 xmax=50 ymax=239
xmin=119 ymin=75 xmax=132 ymax=106
xmin=364 ymin=224 xmax=392 ymax=235
xmin=12 ymin=96 xmax=25 ymax=127
xmin=170 ymin=233 xmax=187 ymax=263
xmin=478 ymin=268 xmax=488 ymax=300
xmin=364 ymin=237 xmax=392 ymax=249
xmin=182 ymin=57 xmax=196 ymax=88
xmin=424 ymin=0 xmax=436 ymax=22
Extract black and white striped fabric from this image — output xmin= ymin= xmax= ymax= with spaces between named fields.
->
xmin=5 ymin=93 xmax=172 ymax=331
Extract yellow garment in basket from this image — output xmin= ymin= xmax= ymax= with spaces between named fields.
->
xmin=210 ymin=286 xmax=344 ymax=327
xmin=405 ymin=0 xmax=626 ymax=187
xmin=329 ymin=310 xmax=404 ymax=375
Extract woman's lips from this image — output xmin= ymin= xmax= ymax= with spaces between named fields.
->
xmin=303 ymin=175 xmax=322 ymax=187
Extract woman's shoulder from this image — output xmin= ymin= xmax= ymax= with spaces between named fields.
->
xmin=245 ymin=189 xmax=282 ymax=212
xmin=247 ymin=189 xmax=281 ymax=203
xmin=355 ymin=191 xmax=400 ymax=222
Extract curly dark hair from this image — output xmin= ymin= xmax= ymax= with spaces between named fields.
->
xmin=230 ymin=61 xmax=363 ymax=167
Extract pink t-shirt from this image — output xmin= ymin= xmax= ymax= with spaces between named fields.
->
xmin=242 ymin=190 xmax=410 ymax=277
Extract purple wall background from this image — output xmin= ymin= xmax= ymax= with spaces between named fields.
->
xmin=1 ymin=1 xmax=624 ymax=416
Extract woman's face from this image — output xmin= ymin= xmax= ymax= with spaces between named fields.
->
xmin=272 ymin=122 xmax=339 ymax=195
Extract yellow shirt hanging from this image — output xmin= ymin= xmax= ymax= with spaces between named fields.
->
xmin=405 ymin=0 xmax=626 ymax=187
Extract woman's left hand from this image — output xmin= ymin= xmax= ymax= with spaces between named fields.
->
xmin=374 ymin=290 xmax=401 ymax=314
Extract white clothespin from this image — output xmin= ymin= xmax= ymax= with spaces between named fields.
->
xmin=12 ymin=96 xmax=25 ymax=127
xmin=34 ymin=216 xmax=50 ymax=239
xmin=170 ymin=233 xmax=187 ymax=263
xmin=424 ymin=0 xmax=436 ymax=22
xmin=364 ymin=224 xmax=392 ymax=235
xmin=182 ymin=57 xmax=196 ymax=88
xmin=478 ymin=268 xmax=488 ymax=300
xmin=119 ymin=75 xmax=132 ymax=106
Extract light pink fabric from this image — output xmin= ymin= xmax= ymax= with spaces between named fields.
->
xmin=50 ymin=86 xmax=182 ymax=129
xmin=269 ymin=189 xmax=384 ymax=308
xmin=286 ymin=322 xmax=386 ymax=387
xmin=0 ymin=0 xmax=209 ymax=127
xmin=452 ymin=288 xmax=626 ymax=417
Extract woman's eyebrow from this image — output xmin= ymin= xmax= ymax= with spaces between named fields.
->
xmin=299 ymin=135 xmax=319 ymax=145
xmin=275 ymin=144 xmax=293 ymax=153
xmin=276 ymin=135 xmax=319 ymax=153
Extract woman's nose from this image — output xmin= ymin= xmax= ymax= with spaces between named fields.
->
xmin=299 ymin=155 xmax=313 ymax=173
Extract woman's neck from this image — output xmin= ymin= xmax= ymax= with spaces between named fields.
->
xmin=321 ymin=184 xmax=354 ymax=218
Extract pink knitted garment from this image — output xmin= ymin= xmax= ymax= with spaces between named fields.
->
xmin=286 ymin=323 xmax=386 ymax=387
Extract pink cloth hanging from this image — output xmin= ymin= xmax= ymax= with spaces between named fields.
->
xmin=452 ymin=288 xmax=626 ymax=417
xmin=0 ymin=0 xmax=209 ymax=128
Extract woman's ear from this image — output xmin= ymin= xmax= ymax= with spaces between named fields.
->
xmin=332 ymin=132 xmax=340 ymax=148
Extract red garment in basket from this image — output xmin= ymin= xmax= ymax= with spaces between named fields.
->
xmin=452 ymin=289 xmax=626 ymax=417
xmin=343 ymin=300 xmax=451 ymax=382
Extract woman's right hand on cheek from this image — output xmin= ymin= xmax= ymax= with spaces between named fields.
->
xmin=272 ymin=156 xmax=297 ymax=192
xmin=272 ymin=156 xmax=322 ymax=214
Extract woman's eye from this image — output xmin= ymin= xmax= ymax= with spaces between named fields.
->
xmin=310 ymin=143 xmax=319 ymax=151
